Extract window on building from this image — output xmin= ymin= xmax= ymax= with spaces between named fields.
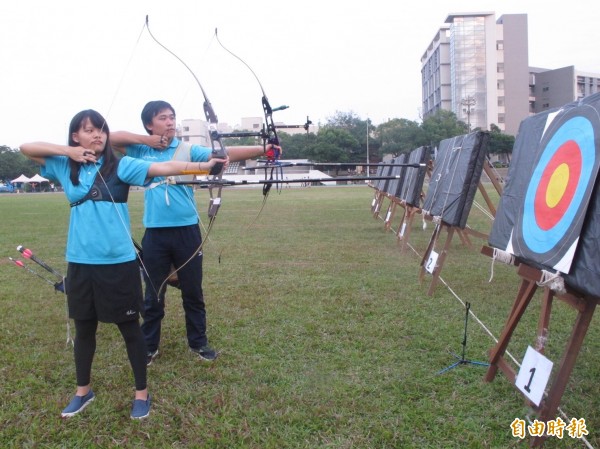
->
xmin=542 ymin=87 xmax=549 ymax=92
xmin=183 ymin=126 xmax=189 ymax=132
xmin=183 ymin=136 xmax=189 ymax=141
xmin=497 ymin=63 xmax=504 ymax=73
xmin=497 ymin=41 xmax=504 ymax=50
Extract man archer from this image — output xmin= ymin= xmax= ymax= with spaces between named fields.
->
xmin=111 ymin=100 xmax=281 ymax=365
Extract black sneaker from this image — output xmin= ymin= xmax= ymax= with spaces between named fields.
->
xmin=190 ymin=345 xmax=218 ymax=361
xmin=146 ymin=349 xmax=159 ymax=366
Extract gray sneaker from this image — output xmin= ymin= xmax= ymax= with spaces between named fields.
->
xmin=190 ymin=345 xmax=218 ymax=361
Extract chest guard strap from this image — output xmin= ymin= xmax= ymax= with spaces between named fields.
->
xmin=70 ymin=160 xmax=129 ymax=207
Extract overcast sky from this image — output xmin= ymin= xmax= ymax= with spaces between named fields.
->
xmin=1 ymin=0 xmax=599 ymax=148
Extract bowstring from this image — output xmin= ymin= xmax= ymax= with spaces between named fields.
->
xmin=91 ymin=20 xmax=160 ymax=300
xmin=143 ymin=16 xmax=225 ymax=295
xmin=212 ymin=29 xmax=278 ymax=261
xmin=92 ymin=166 xmax=162 ymax=301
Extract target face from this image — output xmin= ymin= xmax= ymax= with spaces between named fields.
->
xmin=511 ymin=107 xmax=600 ymax=273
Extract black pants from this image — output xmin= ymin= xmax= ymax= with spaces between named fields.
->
xmin=140 ymin=225 xmax=207 ymax=353
xmin=74 ymin=319 xmax=147 ymax=391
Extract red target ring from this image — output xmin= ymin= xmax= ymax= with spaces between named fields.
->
xmin=534 ymin=140 xmax=582 ymax=230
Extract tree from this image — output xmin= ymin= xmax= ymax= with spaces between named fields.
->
xmin=0 ymin=146 xmax=39 ymax=181
xmin=420 ymin=109 xmax=468 ymax=150
xmin=277 ymin=132 xmax=314 ymax=159
xmin=305 ymin=128 xmax=359 ymax=165
xmin=222 ymin=134 xmax=262 ymax=147
xmin=324 ymin=111 xmax=377 ymax=162
xmin=487 ymin=124 xmax=515 ymax=162
xmin=325 ymin=110 xmax=362 ymax=130
xmin=376 ymin=118 xmax=426 ymax=157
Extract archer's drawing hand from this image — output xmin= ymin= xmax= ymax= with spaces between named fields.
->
xmin=71 ymin=147 xmax=97 ymax=164
xmin=147 ymin=134 xmax=170 ymax=150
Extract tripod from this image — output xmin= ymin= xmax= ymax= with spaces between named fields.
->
xmin=438 ymin=302 xmax=489 ymax=374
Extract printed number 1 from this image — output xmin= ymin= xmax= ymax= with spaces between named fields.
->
xmin=524 ymin=367 xmax=536 ymax=393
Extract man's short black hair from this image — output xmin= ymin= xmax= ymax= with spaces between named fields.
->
xmin=141 ymin=101 xmax=176 ymax=135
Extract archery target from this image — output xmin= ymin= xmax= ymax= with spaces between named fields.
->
xmin=422 ymin=131 xmax=488 ymax=228
xmin=510 ymin=107 xmax=600 ymax=273
xmin=399 ymin=146 xmax=430 ymax=207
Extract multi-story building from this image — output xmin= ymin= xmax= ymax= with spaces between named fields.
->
xmin=422 ymin=12 xmax=600 ymax=136
xmin=421 ymin=12 xmax=530 ymax=136
xmin=530 ymin=66 xmax=600 ymax=113
xmin=178 ymin=119 xmax=233 ymax=146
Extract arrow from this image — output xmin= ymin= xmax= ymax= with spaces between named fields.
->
xmin=17 ymin=245 xmax=64 ymax=279
xmin=249 ymin=161 xmax=426 ymax=168
xmin=175 ymin=174 xmax=412 ymax=187
xmin=9 ymin=257 xmax=65 ymax=293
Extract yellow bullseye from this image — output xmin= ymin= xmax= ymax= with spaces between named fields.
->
xmin=546 ymin=163 xmax=570 ymax=208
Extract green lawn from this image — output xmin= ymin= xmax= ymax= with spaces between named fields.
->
xmin=0 ymin=186 xmax=597 ymax=448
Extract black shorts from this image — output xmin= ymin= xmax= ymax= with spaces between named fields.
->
xmin=65 ymin=260 xmax=143 ymax=323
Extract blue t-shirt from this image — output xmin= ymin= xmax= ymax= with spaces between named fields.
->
xmin=42 ymin=155 xmax=152 ymax=264
xmin=126 ymin=138 xmax=212 ymax=228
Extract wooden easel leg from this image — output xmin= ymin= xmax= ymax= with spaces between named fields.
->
xmin=372 ymin=191 xmax=383 ymax=217
xmin=396 ymin=206 xmax=411 ymax=251
xmin=529 ymin=299 xmax=598 ymax=447
xmin=420 ymin=222 xmax=441 ymax=284
xmin=384 ymin=201 xmax=396 ymax=231
xmin=456 ymin=228 xmax=473 ymax=248
xmin=484 ymin=278 xmax=539 ymax=383
xmin=427 ymin=226 xmax=455 ymax=296
xmin=534 ymin=289 xmax=554 ymax=354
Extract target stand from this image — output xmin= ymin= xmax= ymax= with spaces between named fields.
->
xmin=481 ymin=246 xmax=599 ymax=447
xmin=419 ymin=219 xmax=481 ymax=295
xmin=383 ymin=195 xmax=403 ymax=231
xmin=371 ymin=188 xmax=386 ymax=218
xmin=396 ymin=204 xmax=422 ymax=252
xmin=418 ymin=166 xmax=499 ymax=296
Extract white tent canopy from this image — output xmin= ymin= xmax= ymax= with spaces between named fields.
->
xmin=11 ymin=174 xmax=30 ymax=183
xmin=29 ymin=174 xmax=49 ymax=183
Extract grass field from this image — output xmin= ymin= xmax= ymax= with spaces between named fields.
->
xmin=0 ymin=185 xmax=598 ymax=448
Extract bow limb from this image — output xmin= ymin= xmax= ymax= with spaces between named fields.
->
xmin=214 ymin=28 xmax=287 ymax=196
xmin=145 ymin=16 xmax=227 ymax=215
xmin=213 ymin=30 xmax=312 ymax=196
xmin=144 ymin=16 xmax=227 ymax=297
xmin=214 ymin=29 xmax=282 ymax=147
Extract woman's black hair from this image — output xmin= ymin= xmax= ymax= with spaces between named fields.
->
xmin=141 ymin=100 xmax=176 ymax=135
xmin=67 ymin=109 xmax=118 ymax=186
